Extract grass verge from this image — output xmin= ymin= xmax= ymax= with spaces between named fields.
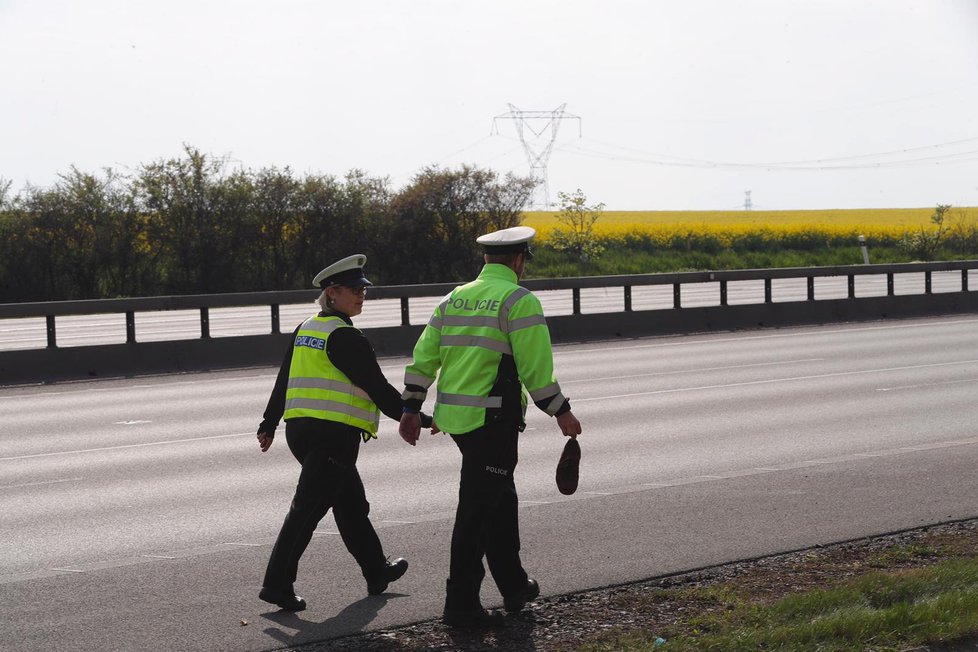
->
xmin=578 ymin=537 xmax=978 ymax=652
xmin=584 ymin=560 xmax=978 ymax=651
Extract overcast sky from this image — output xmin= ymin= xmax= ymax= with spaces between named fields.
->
xmin=2 ymin=0 xmax=978 ymax=211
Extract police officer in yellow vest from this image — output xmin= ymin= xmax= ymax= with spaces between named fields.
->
xmin=256 ymin=254 xmax=434 ymax=611
xmin=399 ymin=226 xmax=583 ymax=628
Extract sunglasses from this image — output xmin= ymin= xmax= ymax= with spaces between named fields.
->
xmin=341 ymin=285 xmax=367 ymax=296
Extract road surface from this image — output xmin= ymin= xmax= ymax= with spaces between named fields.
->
xmin=2 ymin=313 xmax=977 ymax=651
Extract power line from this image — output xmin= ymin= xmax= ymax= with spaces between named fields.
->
xmin=556 ymin=136 xmax=978 ymax=171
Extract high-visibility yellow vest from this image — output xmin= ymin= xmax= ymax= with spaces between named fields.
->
xmin=404 ymin=264 xmax=565 ymax=435
xmin=284 ymin=315 xmax=380 ymax=438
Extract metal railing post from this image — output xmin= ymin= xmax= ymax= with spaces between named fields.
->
xmin=764 ymin=278 xmax=773 ymax=303
xmin=271 ymin=304 xmax=280 ymax=334
xmin=400 ymin=297 xmax=410 ymax=326
xmin=848 ymin=275 xmax=856 ymax=299
xmin=624 ymin=286 xmax=632 ymax=312
xmin=925 ymin=271 xmax=932 ymax=294
xmin=125 ymin=311 xmax=136 ymax=343
xmin=673 ymin=283 xmax=681 ymax=309
xmin=572 ymin=288 xmax=581 ymax=315
xmin=46 ymin=315 xmax=57 ymax=348
xmin=200 ymin=307 xmax=210 ymax=339
xmin=807 ymin=276 xmax=815 ymax=301
xmin=720 ymin=280 xmax=728 ymax=306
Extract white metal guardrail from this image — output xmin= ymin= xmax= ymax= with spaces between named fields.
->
xmin=2 ymin=261 xmax=977 ymax=350
xmin=2 ymin=261 xmax=977 ymax=385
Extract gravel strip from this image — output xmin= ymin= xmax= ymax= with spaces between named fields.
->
xmin=289 ymin=517 xmax=978 ymax=652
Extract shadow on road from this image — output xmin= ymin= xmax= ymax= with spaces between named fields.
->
xmin=258 ymin=596 xmax=542 ymax=651
xmin=260 ymin=593 xmax=399 ymax=647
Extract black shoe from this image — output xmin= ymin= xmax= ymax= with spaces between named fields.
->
xmin=442 ymin=607 xmax=506 ymax=629
xmin=259 ymin=586 xmax=306 ymax=611
xmin=367 ymin=557 xmax=409 ymax=595
xmin=504 ymin=578 xmax=540 ymax=613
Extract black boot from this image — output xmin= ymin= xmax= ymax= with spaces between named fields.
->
xmin=504 ymin=578 xmax=540 ymax=613
xmin=442 ymin=578 xmax=504 ymax=628
xmin=259 ymin=585 xmax=307 ymax=611
xmin=367 ymin=557 xmax=409 ymax=595
xmin=442 ymin=607 xmax=505 ymax=628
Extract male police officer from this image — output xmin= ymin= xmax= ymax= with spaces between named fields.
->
xmin=399 ymin=226 xmax=582 ymax=628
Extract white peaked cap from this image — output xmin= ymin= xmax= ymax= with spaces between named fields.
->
xmin=476 ymin=226 xmax=536 ymax=256
xmin=311 ymin=254 xmax=372 ymax=289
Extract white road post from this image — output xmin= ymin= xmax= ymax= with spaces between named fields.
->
xmin=858 ymin=235 xmax=870 ymax=264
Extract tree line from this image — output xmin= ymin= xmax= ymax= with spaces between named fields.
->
xmin=0 ymin=146 xmax=536 ymax=302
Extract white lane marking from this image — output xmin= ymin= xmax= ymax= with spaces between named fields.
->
xmin=141 ymin=554 xmax=178 ymax=559
xmin=562 ymin=358 xmax=824 ymax=384
xmin=0 ymin=432 xmax=251 ymax=462
xmin=49 ymin=568 xmax=85 ymax=573
xmin=224 ymin=542 xmax=263 ymax=547
xmin=572 ymin=359 xmax=978 ymax=403
xmin=876 ymin=377 xmax=978 ymax=392
xmin=0 ymin=477 xmax=84 ymax=489
xmin=114 ymin=420 xmax=152 ymax=425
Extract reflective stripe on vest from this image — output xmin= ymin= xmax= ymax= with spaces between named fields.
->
xmin=436 ymin=391 xmax=503 ymax=408
xmin=404 ymin=371 xmax=434 ymax=389
xmin=284 ymin=397 xmax=379 ymax=423
xmin=287 ymin=376 xmax=371 ymax=400
xmin=440 ymin=334 xmax=513 ymax=355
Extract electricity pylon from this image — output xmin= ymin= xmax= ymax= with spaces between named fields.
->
xmin=492 ymin=103 xmax=581 ymax=209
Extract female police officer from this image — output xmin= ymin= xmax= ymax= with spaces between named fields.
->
xmin=256 ymin=254 xmax=434 ymax=611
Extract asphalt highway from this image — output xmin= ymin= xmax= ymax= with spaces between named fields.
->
xmin=2 ymin=314 xmax=978 ymax=651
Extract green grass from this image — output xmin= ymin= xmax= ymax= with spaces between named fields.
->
xmin=579 ymin=558 xmax=978 ymax=652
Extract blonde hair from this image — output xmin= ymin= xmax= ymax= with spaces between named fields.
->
xmin=316 ymin=289 xmax=331 ymax=311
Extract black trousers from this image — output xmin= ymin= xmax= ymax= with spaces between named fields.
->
xmin=445 ymin=422 xmax=528 ymax=611
xmin=262 ymin=419 xmax=387 ymax=590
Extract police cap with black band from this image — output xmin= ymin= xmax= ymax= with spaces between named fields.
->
xmin=476 ymin=225 xmax=535 ymax=260
xmin=312 ymin=254 xmax=373 ymax=289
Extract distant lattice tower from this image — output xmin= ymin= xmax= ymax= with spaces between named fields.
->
xmin=744 ymin=190 xmax=753 ymax=211
xmin=492 ymin=103 xmax=581 ymax=209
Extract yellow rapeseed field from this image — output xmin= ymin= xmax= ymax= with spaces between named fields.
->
xmin=522 ymin=207 xmax=978 ymax=244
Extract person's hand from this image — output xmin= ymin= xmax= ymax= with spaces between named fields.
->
xmin=556 ymin=410 xmax=581 ymax=438
xmin=399 ymin=413 xmax=421 ymax=446
xmin=257 ymin=431 xmax=274 ymax=452
xmin=430 ymin=420 xmax=440 ymax=435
